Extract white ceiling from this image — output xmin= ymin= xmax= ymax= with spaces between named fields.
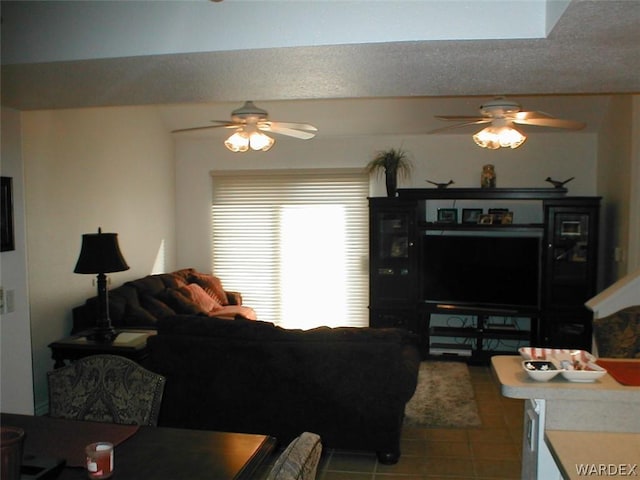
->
xmin=1 ymin=0 xmax=638 ymax=137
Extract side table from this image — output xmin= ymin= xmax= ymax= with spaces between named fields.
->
xmin=49 ymin=329 xmax=157 ymax=369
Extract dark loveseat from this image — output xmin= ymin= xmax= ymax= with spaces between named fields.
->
xmin=146 ymin=315 xmax=421 ymax=464
xmin=72 ymin=268 xmax=256 ymax=333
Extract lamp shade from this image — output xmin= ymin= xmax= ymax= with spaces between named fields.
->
xmin=74 ymin=229 xmax=129 ymax=274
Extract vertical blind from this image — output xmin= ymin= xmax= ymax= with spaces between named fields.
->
xmin=211 ymin=169 xmax=369 ymax=329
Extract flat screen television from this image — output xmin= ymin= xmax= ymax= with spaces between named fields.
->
xmin=422 ymin=232 xmax=541 ymax=311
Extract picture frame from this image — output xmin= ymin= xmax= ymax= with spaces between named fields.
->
xmin=437 ymin=208 xmax=458 ymax=223
xmin=1 ymin=176 xmax=15 ymax=252
xmin=488 ymin=208 xmax=509 ymax=223
xmin=478 ymin=213 xmax=494 ymax=225
xmin=561 ymin=220 xmax=582 ymax=236
xmin=501 ymin=212 xmax=514 ymax=224
xmin=462 ymin=208 xmax=483 ymax=224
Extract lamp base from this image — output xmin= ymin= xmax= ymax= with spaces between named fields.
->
xmin=86 ymin=326 xmax=118 ymax=343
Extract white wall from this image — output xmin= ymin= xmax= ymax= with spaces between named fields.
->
xmin=175 ymin=130 xmax=598 ymax=272
xmin=21 ymin=106 xmax=177 ymax=412
xmin=597 ymin=96 xmax=633 ymax=286
xmin=0 ymin=107 xmax=35 ymax=414
xmin=628 ymin=96 xmax=640 ymax=271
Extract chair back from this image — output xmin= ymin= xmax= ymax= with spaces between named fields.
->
xmin=266 ymin=432 xmax=322 ymax=480
xmin=47 ymin=354 xmax=166 ymax=426
xmin=593 ymin=305 xmax=640 ymax=358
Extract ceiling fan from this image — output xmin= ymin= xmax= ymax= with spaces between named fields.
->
xmin=172 ymin=101 xmax=318 ymax=152
xmin=431 ymin=97 xmax=586 ymax=149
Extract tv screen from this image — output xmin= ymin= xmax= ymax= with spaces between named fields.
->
xmin=422 ymin=233 xmax=541 ymax=309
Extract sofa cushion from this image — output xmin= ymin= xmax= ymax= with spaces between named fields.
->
xmin=157 ymin=289 xmax=208 ymax=316
xmin=127 ymin=275 xmax=166 ymax=297
xmin=157 ymin=273 xmax=188 ymax=290
xmin=140 ymin=294 xmax=176 ymax=320
xmin=189 ymin=272 xmax=229 ymax=305
xmin=210 ymin=305 xmax=258 ymax=321
xmin=122 ymin=304 xmax=158 ymax=327
xmin=107 ymin=285 xmax=140 ymax=324
xmin=172 ymin=268 xmax=197 ymax=282
xmin=178 ymin=283 xmax=222 ymax=313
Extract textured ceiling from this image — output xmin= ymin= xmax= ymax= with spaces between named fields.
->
xmin=1 ymin=0 xmax=638 ymax=136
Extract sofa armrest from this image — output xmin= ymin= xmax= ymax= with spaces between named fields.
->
xmin=225 ymin=291 xmax=242 ymax=305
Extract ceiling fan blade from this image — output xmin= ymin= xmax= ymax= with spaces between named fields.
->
xmin=435 ymin=115 xmax=487 ymax=122
xmin=429 ymin=119 xmax=491 ymax=134
xmin=171 ymin=124 xmax=234 ymax=133
xmin=260 ymin=124 xmax=317 ymax=139
xmin=512 ymin=117 xmax=586 ymax=129
xmin=210 ymin=120 xmax=241 ymax=125
xmin=267 ymin=121 xmax=318 ymax=133
xmin=512 ymin=110 xmax=554 ymax=120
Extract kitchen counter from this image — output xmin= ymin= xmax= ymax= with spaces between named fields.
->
xmin=492 ymin=355 xmax=640 ymax=432
xmin=545 ymin=430 xmax=640 ymax=480
xmin=491 ymin=355 xmax=640 ymax=479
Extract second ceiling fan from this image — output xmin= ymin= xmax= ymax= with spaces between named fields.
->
xmin=431 ymin=97 xmax=586 ymax=149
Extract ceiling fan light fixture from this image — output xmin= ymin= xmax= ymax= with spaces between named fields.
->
xmin=473 ymin=125 xmax=526 ymax=150
xmin=224 ymin=127 xmax=275 ymax=152
xmin=248 ymin=130 xmax=275 ymax=151
xmin=224 ymin=130 xmax=250 ymax=152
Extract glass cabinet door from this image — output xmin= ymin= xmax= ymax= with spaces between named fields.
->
xmin=369 ymin=200 xmax=418 ymax=306
xmin=546 ymin=210 xmax=593 ymax=307
xmin=378 ymin=213 xmax=410 ymax=260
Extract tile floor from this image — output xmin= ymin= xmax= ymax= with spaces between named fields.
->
xmin=260 ymin=364 xmax=525 ymax=480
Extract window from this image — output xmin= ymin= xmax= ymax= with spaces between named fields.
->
xmin=211 ymin=169 xmax=369 ymax=329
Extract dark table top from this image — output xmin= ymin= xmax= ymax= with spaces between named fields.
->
xmin=1 ymin=413 xmax=276 ymax=480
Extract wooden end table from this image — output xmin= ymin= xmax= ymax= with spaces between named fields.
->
xmin=49 ymin=329 xmax=157 ymax=369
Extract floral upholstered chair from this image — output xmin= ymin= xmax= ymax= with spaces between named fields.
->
xmin=593 ymin=305 xmax=640 ymax=358
xmin=47 ymin=354 xmax=166 ymax=426
xmin=266 ymin=432 xmax=322 ymax=480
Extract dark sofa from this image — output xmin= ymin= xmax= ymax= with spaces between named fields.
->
xmin=146 ymin=315 xmax=421 ymax=464
xmin=72 ymin=268 xmax=255 ymax=333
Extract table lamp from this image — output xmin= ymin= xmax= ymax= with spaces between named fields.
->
xmin=74 ymin=228 xmax=129 ymax=342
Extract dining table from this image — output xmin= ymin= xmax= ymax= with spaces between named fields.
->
xmin=1 ymin=413 xmax=277 ymax=480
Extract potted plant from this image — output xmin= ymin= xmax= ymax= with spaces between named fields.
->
xmin=366 ymin=148 xmax=412 ymax=197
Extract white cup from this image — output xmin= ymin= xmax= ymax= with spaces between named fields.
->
xmin=85 ymin=442 xmax=114 ymax=479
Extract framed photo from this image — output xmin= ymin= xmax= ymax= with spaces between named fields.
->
xmin=1 ymin=177 xmax=15 ymax=252
xmin=501 ymin=212 xmax=514 ymax=224
xmin=561 ymin=220 xmax=582 ymax=236
xmin=437 ymin=208 xmax=458 ymax=223
xmin=478 ymin=213 xmax=494 ymax=225
xmin=390 ymin=236 xmax=408 ymax=258
xmin=488 ymin=208 xmax=508 ymax=223
xmin=462 ymin=208 xmax=482 ymax=224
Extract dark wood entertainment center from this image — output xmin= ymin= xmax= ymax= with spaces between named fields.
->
xmin=369 ymin=188 xmax=600 ymax=363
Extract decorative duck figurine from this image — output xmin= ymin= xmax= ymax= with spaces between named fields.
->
xmin=545 ymin=176 xmax=575 ymax=188
xmin=426 ymin=179 xmax=454 ymax=189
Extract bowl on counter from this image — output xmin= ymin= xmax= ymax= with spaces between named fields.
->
xmin=558 ymin=361 xmax=607 ymax=382
xmin=522 ymin=360 xmax=561 ymax=382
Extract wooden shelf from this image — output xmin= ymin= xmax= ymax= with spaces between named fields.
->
xmin=398 ymin=187 xmax=568 ymax=200
xmin=421 ymin=222 xmax=544 ymax=232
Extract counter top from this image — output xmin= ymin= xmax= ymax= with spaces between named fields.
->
xmin=545 ymin=430 xmax=640 ymax=480
xmin=491 ymin=355 xmax=640 ymax=402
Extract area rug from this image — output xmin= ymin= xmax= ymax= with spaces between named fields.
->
xmin=404 ymin=361 xmax=481 ymax=428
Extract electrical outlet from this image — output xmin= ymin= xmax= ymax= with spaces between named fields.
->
xmin=6 ymin=289 xmax=15 ymax=313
